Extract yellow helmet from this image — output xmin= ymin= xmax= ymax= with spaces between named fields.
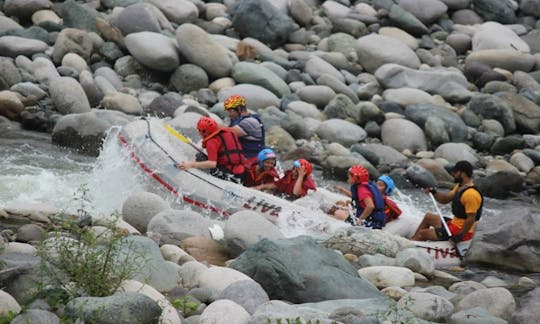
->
xmin=224 ymin=95 xmax=247 ymax=110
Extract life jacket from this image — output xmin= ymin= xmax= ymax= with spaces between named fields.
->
xmin=347 ymin=181 xmax=386 ymax=229
xmin=244 ymin=165 xmax=279 ymax=187
xmin=203 ymin=129 xmax=245 ymax=176
xmin=275 ymin=170 xmax=316 ymax=200
xmin=384 ymin=196 xmax=402 ymax=223
xmin=451 ymin=186 xmax=483 ymax=221
xmin=231 ymin=114 xmax=265 ymax=158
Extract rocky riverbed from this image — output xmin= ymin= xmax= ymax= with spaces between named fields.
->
xmin=1 ymin=0 xmax=540 ymax=323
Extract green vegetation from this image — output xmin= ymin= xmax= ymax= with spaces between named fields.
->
xmin=0 ymin=311 xmax=17 ymax=324
xmin=171 ymin=295 xmax=198 ymax=316
xmin=37 ymin=185 xmax=142 ymax=297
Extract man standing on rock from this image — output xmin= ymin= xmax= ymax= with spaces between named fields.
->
xmin=222 ymin=95 xmax=265 ymax=168
xmin=412 ymin=161 xmax=484 ymax=244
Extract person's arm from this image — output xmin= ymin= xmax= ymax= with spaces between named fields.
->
xmin=333 ymin=185 xmax=352 ymax=198
xmin=292 ymin=167 xmax=307 ymax=196
xmin=425 ymin=187 xmax=455 ymax=204
xmin=358 ymin=197 xmax=375 ymax=222
xmin=178 ymin=160 xmax=216 ymax=170
xmin=221 ymin=125 xmax=246 ymax=137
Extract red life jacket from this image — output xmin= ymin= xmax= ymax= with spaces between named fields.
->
xmin=203 ymin=129 xmax=245 ymax=174
xmin=244 ymin=165 xmax=279 ymax=187
xmin=384 ymin=196 xmax=402 ymax=223
xmin=275 ymin=170 xmax=316 ymax=199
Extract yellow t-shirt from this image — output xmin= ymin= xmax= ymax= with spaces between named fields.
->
xmin=449 ymin=184 xmax=482 ymax=232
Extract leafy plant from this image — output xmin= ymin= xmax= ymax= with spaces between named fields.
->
xmin=37 ymin=185 xmax=142 ymax=298
xmin=0 ymin=311 xmax=18 ymax=324
xmin=171 ymin=295 xmax=198 ymax=316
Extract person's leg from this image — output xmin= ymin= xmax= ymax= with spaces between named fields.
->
xmin=412 ymin=213 xmax=442 ymax=240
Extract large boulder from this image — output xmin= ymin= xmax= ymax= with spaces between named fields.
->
xmin=471 ymin=0 xmax=516 ymax=24
xmin=511 ymin=287 xmax=540 ymax=323
xmin=381 ymin=118 xmax=427 ymax=153
xmin=147 ymin=209 xmax=213 ymax=245
xmin=355 ymin=34 xmax=421 ymax=73
xmin=49 ymin=77 xmax=91 ymax=114
xmin=405 ymin=103 xmax=469 ymax=142
xmin=121 ymin=192 xmax=169 ymax=233
xmin=176 ymin=23 xmax=235 ymax=79
xmin=228 ymin=0 xmax=296 ymax=48
xmin=232 ymin=61 xmax=290 ymax=97
xmin=125 ymin=32 xmax=179 ymax=72
xmin=497 ymin=92 xmax=540 ymax=134
xmin=52 ymin=109 xmax=134 ymax=156
xmin=64 ymin=293 xmax=161 ymax=324
xmin=472 ymin=22 xmax=529 ymax=52
xmin=315 ymin=119 xmax=367 ymax=147
xmin=230 ymin=236 xmax=383 ymax=303
xmin=466 ymin=206 xmax=540 ymax=272
xmin=468 ymin=93 xmax=516 ymax=134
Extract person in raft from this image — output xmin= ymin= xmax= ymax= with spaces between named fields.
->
xmin=221 ymin=95 xmax=265 ymax=168
xmin=376 ymin=175 xmax=402 ymax=223
xmin=244 ymin=148 xmax=280 ymax=189
xmin=331 ymin=165 xmax=386 ymax=229
xmin=178 ymin=116 xmax=246 ymax=184
xmin=260 ymin=158 xmax=316 ymax=200
xmin=411 ymin=160 xmax=484 ymax=244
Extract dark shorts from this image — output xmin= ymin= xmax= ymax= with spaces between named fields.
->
xmin=435 ymin=217 xmax=452 ymax=241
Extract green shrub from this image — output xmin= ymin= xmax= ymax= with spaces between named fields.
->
xmin=37 ymin=185 xmax=142 ymax=297
xmin=171 ymin=295 xmax=198 ymax=316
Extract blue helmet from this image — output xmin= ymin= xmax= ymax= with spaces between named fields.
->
xmin=257 ymin=149 xmax=276 ymax=168
xmin=378 ymin=175 xmax=396 ymax=196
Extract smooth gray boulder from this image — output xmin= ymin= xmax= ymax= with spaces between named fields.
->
xmin=356 ymin=34 xmax=421 ymax=73
xmin=230 ymin=236 xmax=383 ymax=303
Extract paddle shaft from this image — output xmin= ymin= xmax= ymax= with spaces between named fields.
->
xmin=163 ymin=124 xmax=207 ymax=158
xmin=429 ymin=191 xmax=463 ymax=259
xmin=428 ymin=192 xmax=452 ymax=238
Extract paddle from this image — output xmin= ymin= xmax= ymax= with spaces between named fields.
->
xmin=428 ymin=191 xmax=463 ymax=260
xmin=163 ymin=123 xmax=207 ymax=158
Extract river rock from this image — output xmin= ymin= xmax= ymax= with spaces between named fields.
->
xmin=232 ymin=61 xmax=290 ymax=97
xmin=180 ymin=236 xmax=231 ymax=266
xmin=52 ymin=109 xmax=133 ymax=155
xmin=170 ymin=64 xmax=209 ymax=94
xmin=101 ymin=92 xmax=142 ymax=115
xmin=176 ymin=23 xmax=235 ymax=79
xmin=49 ymin=77 xmax=91 ymax=115
xmin=382 ymin=88 xmax=436 ymax=106
xmin=218 ymin=280 xmax=269 ymax=315
xmin=381 ymin=118 xmax=427 ymax=154
xmin=465 ymin=49 xmax=536 ymax=72
xmin=125 ymin=32 xmax=179 ymax=72
xmin=405 ymin=103 xmax=468 ymax=142
xmin=509 ymin=152 xmax=535 ymax=173
xmin=116 ymin=3 xmax=161 ymax=35
xmin=433 ymin=143 xmax=482 ymax=166
xmin=231 ymin=235 xmax=382 ymax=303
xmin=497 ymin=92 xmax=540 ymax=134
xmin=471 ymin=0 xmax=516 ymax=24
xmin=228 ymin=0 xmax=296 ymax=48
xmin=147 ymin=209 xmax=213 ymax=245
xmin=10 ymin=309 xmax=60 ymax=324
xmin=469 ymin=93 xmax=516 ymax=134
xmin=450 ymin=307 xmax=508 ymax=324
xmin=223 ymin=210 xmax=284 ymax=257
xmin=198 ymin=266 xmax=252 ymax=293
xmin=316 ymin=119 xmax=367 ymax=147
xmin=388 ymin=4 xmax=429 ymax=36
xmin=356 ymin=34 xmax=421 ymax=73
xmin=355 ymin=143 xmax=409 ymax=165
xmin=64 ymin=293 xmax=161 ymax=324
xmin=395 ymin=248 xmax=435 ymax=275
xmin=358 ymin=265 xmax=415 ymax=289
xmin=305 ymin=55 xmax=345 ymax=83
xmin=121 ymin=192 xmax=169 ymax=233
xmin=472 ymin=22 xmax=529 ymax=52
xmin=475 ymin=170 xmax=524 ymax=198
xmin=147 ymin=0 xmax=197 ymax=24
xmin=0 ymin=289 xmax=21 ymax=315
xmin=399 ymin=292 xmax=454 ymax=322
xmin=117 ymin=236 xmax=181 ymax=292
xmin=0 ymin=90 xmax=24 ymax=120
xmin=467 ymin=206 xmax=539 ymax=272
xmin=456 ymin=287 xmax=515 ymax=320
xmin=296 ymin=85 xmax=337 ymax=108
xmin=0 ymin=36 xmax=48 ymax=58
xmin=376 ymin=64 xmax=471 ymax=102
xmin=199 ymin=299 xmax=250 ymax=324
xmin=117 ymin=280 xmax=181 ymax=324
xmin=511 ymin=287 xmax=540 ymax=324
xmin=52 ymin=28 xmax=93 ymax=64
xmin=398 ymin=0 xmax=448 ymax=25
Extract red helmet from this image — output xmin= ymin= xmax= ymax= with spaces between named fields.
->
xmin=224 ymin=95 xmax=247 ymax=110
xmin=349 ymin=165 xmax=369 ymax=183
xmin=196 ymin=116 xmax=218 ymax=136
xmin=294 ymin=158 xmax=312 ymax=176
